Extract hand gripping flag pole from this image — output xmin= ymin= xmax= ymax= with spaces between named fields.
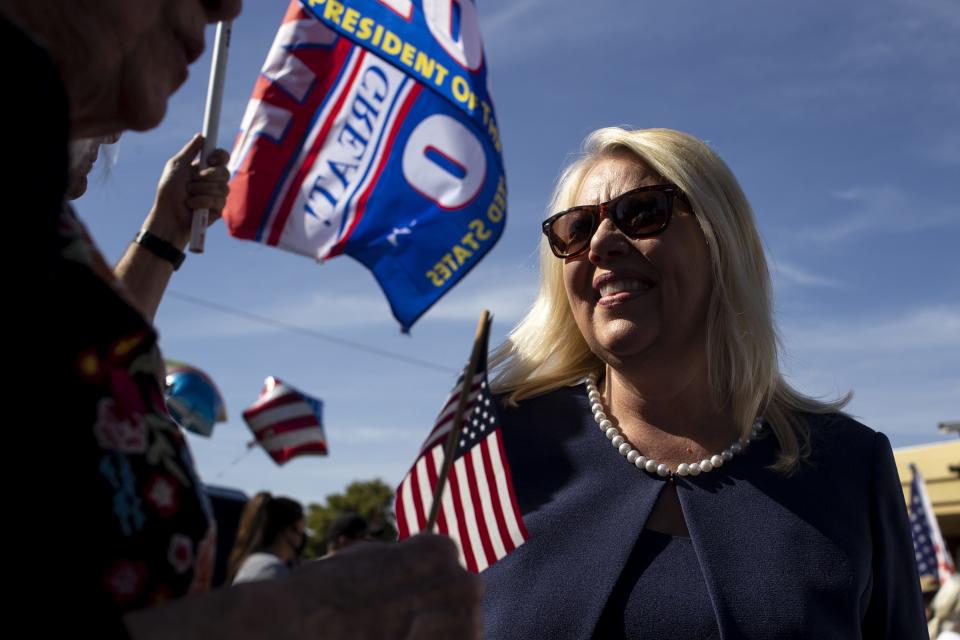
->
xmin=189 ymin=20 xmax=232 ymax=253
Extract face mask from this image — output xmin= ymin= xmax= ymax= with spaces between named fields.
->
xmin=286 ymin=517 xmax=308 ymax=561
xmin=284 ymin=532 xmax=307 ymax=569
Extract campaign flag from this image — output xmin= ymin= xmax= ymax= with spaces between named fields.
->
xmin=243 ymin=377 xmax=328 ymax=465
xmin=223 ymin=0 xmax=506 ymax=330
xmin=395 ymin=317 xmax=528 ymax=572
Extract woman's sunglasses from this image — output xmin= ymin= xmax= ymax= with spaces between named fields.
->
xmin=541 ymin=184 xmax=690 ymax=258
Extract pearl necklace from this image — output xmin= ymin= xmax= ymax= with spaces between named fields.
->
xmin=585 ymin=374 xmax=762 ymax=478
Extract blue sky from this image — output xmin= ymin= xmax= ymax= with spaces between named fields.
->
xmin=79 ymin=0 xmax=959 ymax=505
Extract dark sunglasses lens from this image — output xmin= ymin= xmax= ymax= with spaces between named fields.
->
xmin=613 ymin=191 xmax=670 ymax=237
xmin=549 ymin=209 xmax=595 ymax=256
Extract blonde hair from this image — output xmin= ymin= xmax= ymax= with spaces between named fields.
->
xmin=490 ymin=127 xmax=849 ymax=472
xmin=930 ymin=576 xmax=960 ymax=639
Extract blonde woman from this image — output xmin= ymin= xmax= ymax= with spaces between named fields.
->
xmin=481 ymin=127 xmax=925 ymax=639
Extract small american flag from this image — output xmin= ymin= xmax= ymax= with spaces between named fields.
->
xmin=909 ymin=463 xmax=956 ymax=587
xmin=242 ymin=377 xmax=327 ymax=465
xmin=395 ymin=321 xmax=528 ymax=573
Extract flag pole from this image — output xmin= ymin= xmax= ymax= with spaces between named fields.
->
xmin=425 ymin=310 xmax=491 ymax=532
xmin=189 ymin=20 xmax=232 ymax=253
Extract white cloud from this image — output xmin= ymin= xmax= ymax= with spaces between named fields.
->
xmin=782 ymin=360 xmax=958 ymax=443
xmin=803 ymin=0 xmax=960 ymax=75
xmin=771 ymin=260 xmax=842 ymax=288
xmin=480 ymin=0 xmax=639 ymax=61
xmin=157 ymin=290 xmax=395 ymax=341
xmin=799 ymin=186 xmax=958 ymax=243
xmin=481 ymin=1 xmax=544 ymax=35
xmin=158 ymin=276 xmax=539 ymax=342
xmin=846 ymin=379 xmax=960 ymax=441
xmin=779 ymin=304 xmax=959 ymax=443
xmin=424 ymin=281 xmax=538 ymax=323
xmin=783 ymin=305 xmax=960 ymax=353
xmin=331 ymin=425 xmax=426 ymax=445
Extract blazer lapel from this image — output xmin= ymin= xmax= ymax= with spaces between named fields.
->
xmin=482 ymin=387 xmax=665 ymax=639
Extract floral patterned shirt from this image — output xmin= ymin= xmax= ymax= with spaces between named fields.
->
xmin=54 ymin=206 xmax=215 ymax=634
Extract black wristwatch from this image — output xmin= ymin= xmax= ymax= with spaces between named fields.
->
xmin=133 ymin=229 xmax=186 ymax=270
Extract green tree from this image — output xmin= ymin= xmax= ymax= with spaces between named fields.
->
xmin=303 ymin=478 xmax=397 ymax=558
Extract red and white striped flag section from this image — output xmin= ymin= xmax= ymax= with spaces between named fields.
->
xmin=395 ymin=320 xmax=528 ymax=573
xmin=909 ymin=464 xmax=956 ymax=587
xmin=242 ymin=377 xmax=328 ymax=465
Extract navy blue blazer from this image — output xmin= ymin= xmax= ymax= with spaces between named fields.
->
xmin=481 ymin=384 xmax=926 ymax=639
